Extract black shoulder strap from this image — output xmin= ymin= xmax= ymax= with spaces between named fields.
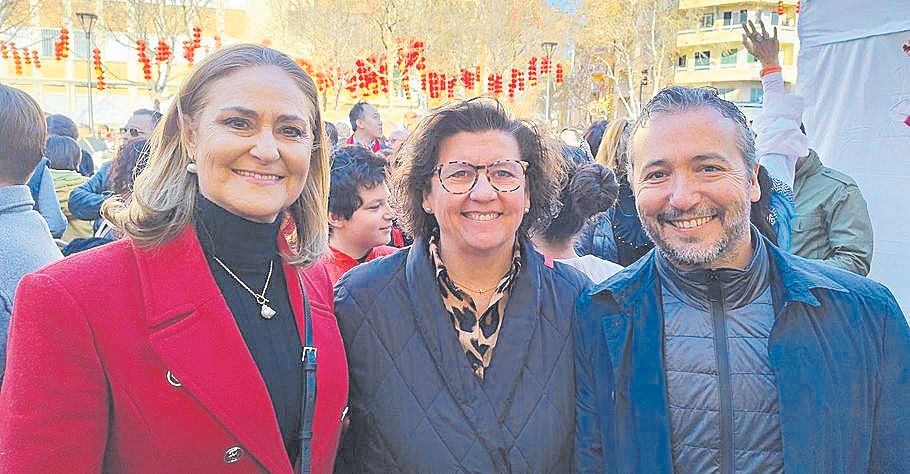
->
xmin=297 ymin=273 xmax=317 ymax=474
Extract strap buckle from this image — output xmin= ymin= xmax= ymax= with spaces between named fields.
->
xmin=302 ymin=346 xmax=318 ymax=370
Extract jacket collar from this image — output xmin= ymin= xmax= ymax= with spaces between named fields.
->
xmin=134 ymin=225 xmax=297 ymax=474
xmin=795 ymin=148 xmax=822 ymax=183
xmin=0 ymin=185 xmax=35 ymax=214
xmin=592 ymin=233 xmax=847 ymax=312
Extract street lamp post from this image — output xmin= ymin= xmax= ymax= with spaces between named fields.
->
xmin=76 ymin=12 xmax=98 ymax=133
xmin=541 ymin=41 xmax=557 ymax=125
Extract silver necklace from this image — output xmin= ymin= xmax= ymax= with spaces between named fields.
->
xmin=212 ymin=256 xmax=277 ymax=320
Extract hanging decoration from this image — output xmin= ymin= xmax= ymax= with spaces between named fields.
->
xmin=528 ymin=57 xmax=538 ymax=87
xmin=136 ymin=39 xmax=153 ymax=81
xmin=183 ymin=26 xmax=202 ymax=65
xmin=93 ymin=47 xmax=105 ymax=90
xmin=796 ymin=1 xmax=801 ymax=14
xmin=555 ymin=63 xmax=564 ymax=84
xmin=31 ymin=49 xmax=40 ymax=69
xmin=777 ymin=1 xmax=784 ymax=15
xmin=0 ymin=41 xmax=8 ymax=60
xmin=214 ymin=35 xmax=222 ymax=50
xmin=11 ymin=43 xmax=22 ymax=75
xmin=54 ymin=28 xmax=70 ymax=60
xmin=155 ymin=40 xmax=171 ymax=63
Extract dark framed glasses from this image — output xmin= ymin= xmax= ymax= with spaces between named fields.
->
xmin=434 ymin=159 xmax=529 ymax=194
xmin=120 ymin=127 xmax=143 ymax=138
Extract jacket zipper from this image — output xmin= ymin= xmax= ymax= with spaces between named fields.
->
xmin=707 ymin=271 xmax=734 ymax=474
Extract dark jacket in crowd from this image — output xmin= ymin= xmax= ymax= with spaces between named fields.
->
xmin=68 ymin=160 xmax=111 ymax=223
xmin=334 ymin=238 xmax=590 ymax=472
xmin=574 ymin=239 xmax=910 ymax=473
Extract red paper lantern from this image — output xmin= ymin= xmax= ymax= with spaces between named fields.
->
xmin=0 ymin=41 xmax=8 ymax=60
xmin=777 ymin=1 xmax=784 ymax=15
xmin=796 ymin=0 xmax=800 ymax=14
xmin=214 ymin=35 xmax=222 ymax=50
xmin=555 ymin=63 xmax=564 ymax=84
xmin=11 ymin=44 xmax=22 ymax=75
xmin=93 ymin=47 xmax=105 ymax=90
xmin=32 ymin=49 xmax=40 ymax=69
xmin=528 ymin=57 xmax=538 ymax=87
xmin=22 ymin=47 xmax=31 ymax=65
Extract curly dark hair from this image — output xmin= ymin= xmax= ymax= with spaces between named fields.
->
xmin=329 ymin=145 xmax=388 ymax=220
xmin=539 ymin=145 xmax=619 ymax=244
xmin=107 ymin=138 xmax=150 ymax=196
xmin=391 ymin=97 xmax=565 ymax=242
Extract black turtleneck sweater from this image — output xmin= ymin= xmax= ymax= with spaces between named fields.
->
xmin=194 ymin=195 xmax=302 ymax=463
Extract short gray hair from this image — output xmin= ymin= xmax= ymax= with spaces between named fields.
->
xmin=626 ymin=86 xmax=756 ymax=178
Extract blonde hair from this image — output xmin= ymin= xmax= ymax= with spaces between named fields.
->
xmin=596 ymin=118 xmax=630 ymax=174
xmin=103 ymin=44 xmax=330 ymax=267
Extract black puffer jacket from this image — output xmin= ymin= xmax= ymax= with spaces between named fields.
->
xmin=334 ymin=238 xmax=590 ymax=473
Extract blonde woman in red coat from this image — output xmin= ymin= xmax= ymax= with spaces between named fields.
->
xmin=0 ymin=44 xmax=348 ymax=473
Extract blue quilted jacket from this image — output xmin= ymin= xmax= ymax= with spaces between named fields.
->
xmin=574 ymin=239 xmax=910 ymax=473
xmin=334 ymin=238 xmax=590 ymax=472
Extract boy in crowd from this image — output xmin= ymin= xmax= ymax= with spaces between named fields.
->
xmin=323 ymin=146 xmax=397 ymax=283
xmin=0 ymin=85 xmax=63 ymax=382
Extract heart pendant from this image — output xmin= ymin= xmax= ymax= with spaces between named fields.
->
xmin=260 ymin=304 xmax=277 ymax=320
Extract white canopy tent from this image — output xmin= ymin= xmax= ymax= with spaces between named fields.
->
xmin=796 ymin=1 xmax=910 ymax=314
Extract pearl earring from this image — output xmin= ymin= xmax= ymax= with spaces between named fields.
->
xmin=186 ymin=162 xmax=197 ymax=174
xmin=424 ymin=207 xmax=432 ymax=214
xmin=524 ymin=208 xmax=530 ymax=214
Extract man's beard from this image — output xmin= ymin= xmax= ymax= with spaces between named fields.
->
xmin=639 ymin=201 xmax=751 ymax=268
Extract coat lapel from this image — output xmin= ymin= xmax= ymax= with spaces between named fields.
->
xmin=596 ymin=251 xmax=674 ymax=471
xmin=137 ymin=226 xmax=290 ymax=474
xmin=481 ymin=243 xmax=542 ymax=410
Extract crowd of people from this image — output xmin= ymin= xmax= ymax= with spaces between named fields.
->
xmin=0 ymin=21 xmax=906 ymax=473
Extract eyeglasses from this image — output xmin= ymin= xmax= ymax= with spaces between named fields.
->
xmin=434 ymin=160 xmax=529 ymax=194
xmin=120 ymin=127 xmax=144 ymax=138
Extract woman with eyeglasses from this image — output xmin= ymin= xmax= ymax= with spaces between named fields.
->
xmin=0 ymin=45 xmax=347 ymax=473
xmin=332 ymin=98 xmax=589 ymax=472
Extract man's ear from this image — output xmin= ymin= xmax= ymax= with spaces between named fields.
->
xmin=749 ymin=164 xmax=762 ymax=203
xmin=328 ymin=212 xmax=347 ymax=230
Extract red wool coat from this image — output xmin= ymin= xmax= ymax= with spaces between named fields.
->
xmin=0 ymin=226 xmax=348 ymax=473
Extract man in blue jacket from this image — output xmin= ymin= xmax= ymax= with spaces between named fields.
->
xmin=574 ymin=86 xmax=909 ymax=473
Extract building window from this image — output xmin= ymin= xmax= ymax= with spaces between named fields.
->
xmin=702 ymin=13 xmax=715 ymax=29
xmin=718 ymin=87 xmax=735 ymax=100
xmin=723 ymin=11 xmax=733 ymax=26
xmin=73 ymin=31 xmax=90 ymax=60
xmin=750 ymin=88 xmax=764 ymax=104
xmin=739 ymin=10 xmax=749 ymax=24
xmin=771 ymin=12 xmax=780 ymax=25
xmin=41 ymin=28 xmax=59 ymax=57
xmin=721 ymin=48 xmax=738 ymax=65
xmin=695 ymin=51 xmax=711 ymax=69
xmin=677 ymin=55 xmax=687 ymax=69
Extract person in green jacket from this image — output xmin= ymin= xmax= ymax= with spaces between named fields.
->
xmin=791 ymin=147 xmax=873 ymax=276
xmin=45 ymin=135 xmax=93 ymax=241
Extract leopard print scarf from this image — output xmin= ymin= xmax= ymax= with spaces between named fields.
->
xmin=427 ymin=234 xmax=522 ymax=379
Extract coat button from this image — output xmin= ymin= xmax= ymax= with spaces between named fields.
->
xmin=224 ymin=446 xmax=244 ymax=464
xmin=166 ymin=371 xmax=182 ymax=388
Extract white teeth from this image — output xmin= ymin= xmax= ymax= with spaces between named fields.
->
xmin=465 ymin=212 xmax=500 ymax=221
xmin=235 ymin=170 xmax=281 ymax=181
xmin=673 ymin=216 xmax=712 ymax=228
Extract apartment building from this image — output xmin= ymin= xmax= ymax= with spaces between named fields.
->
xmin=675 ymin=0 xmax=800 ymax=116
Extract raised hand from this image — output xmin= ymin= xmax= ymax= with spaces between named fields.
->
xmin=742 ymin=19 xmax=780 ymax=68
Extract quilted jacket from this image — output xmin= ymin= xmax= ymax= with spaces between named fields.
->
xmin=334 ymin=238 xmax=590 ymax=472
xmin=575 ymin=239 xmax=910 ymax=473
